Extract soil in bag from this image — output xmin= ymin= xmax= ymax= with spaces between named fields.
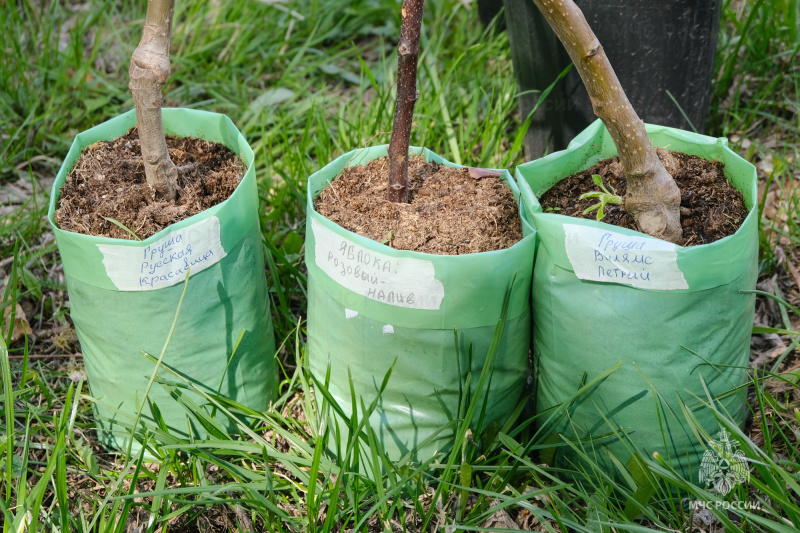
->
xmin=54 ymin=128 xmax=244 ymax=240
xmin=538 ymin=149 xmax=749 ymax=246
xmin=314 ymin=155 xmax=522 ymax=253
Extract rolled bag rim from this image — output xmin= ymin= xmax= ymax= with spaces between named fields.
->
xmin=47 ymin=107 xmax=259 ymax=291
xmin=515 ymin=119 xmax=759 ymax=293
xmin=305 ymin=145 xmax=537 ymax=330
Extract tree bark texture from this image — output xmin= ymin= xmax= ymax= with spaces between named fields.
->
xmin=531 ymin=0 xmax=683 ymax=243
xmin=387 ymin=0 xmax=424 ymax=204
xmin=130 ymin=0 xmax=177 ymax=201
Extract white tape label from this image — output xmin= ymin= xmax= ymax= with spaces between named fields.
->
xmin=564 ymin=224 xmax=688 ymax=290
xmin=312 ymin=218 xmax=445 ymax=310
xmin=97 ymin=216 xmax=227 ymax=291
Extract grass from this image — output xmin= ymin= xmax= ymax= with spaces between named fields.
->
xmin=0 ymin=0 xmax=799 ymax=531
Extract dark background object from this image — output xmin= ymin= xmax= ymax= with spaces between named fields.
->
xmin=480 ymin=0 xmax=722 ymax=158
xmin=477 ymin=0 xmax=506 ymax=30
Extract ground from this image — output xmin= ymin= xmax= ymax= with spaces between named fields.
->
xmin=0 ymin=0 xmax=799 ymax=532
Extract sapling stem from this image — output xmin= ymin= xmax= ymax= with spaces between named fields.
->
xmin=387 ymin=0 xmax=424 ymax=204
xmin=531 ymin=0 xmax=683 ymax=243
xmin=130 ymin=0 xmax=178 ymax=201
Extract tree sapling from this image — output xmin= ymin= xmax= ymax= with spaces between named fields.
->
xmin=129 ymin=0 xmax=178 ymax=200
xmin=531 ymin=0 xmax=683 ymax=243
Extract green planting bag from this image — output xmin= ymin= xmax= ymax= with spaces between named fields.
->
xmin=48 ymin=108 xmax=278 ymax=451
xmin=306 ymin=146 xmax=536 ymax=463
xmin=516 ymin=120 xmax=758 ymax=482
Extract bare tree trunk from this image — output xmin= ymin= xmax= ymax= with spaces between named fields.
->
xmin=130 ymin=0 xmax=177 ymax=201
xmin=387 ymin=0 xmax=424 ymax=204
xmin=531 ymin=0 xmax=682 ymax=243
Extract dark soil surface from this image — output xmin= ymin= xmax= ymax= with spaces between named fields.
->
xmin=539 ymin=149 xmax=749 ymax=246
xmin=314 ymin=155 xmax=523 ymax=254
xmin=54 ymin=128 xmax=245 ymax=240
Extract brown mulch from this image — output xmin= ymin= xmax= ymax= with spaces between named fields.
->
xmin=54 ymin=128 xmax=244 ymax=240
xmin=314 ymin=155 xmax=523 ymax=255
xmin=538 ymin=148 xmax=749 ymax=246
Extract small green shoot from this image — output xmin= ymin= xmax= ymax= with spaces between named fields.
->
xmin=580 ymin=174 xmax=623 ymax=221
xmin=380 ymin=230 xmax=393 ymax=244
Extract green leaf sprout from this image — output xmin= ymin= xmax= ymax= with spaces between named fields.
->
xmin=580 ymin=174 xmax=623 ymax=221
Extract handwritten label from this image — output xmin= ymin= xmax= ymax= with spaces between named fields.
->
xmin=312 ymin=218 xmax=445 ymax=310
xmin=97 ymin=216 xmax=226 ymax=291
xmin=564 ymin=224 xmax=688 ymax=290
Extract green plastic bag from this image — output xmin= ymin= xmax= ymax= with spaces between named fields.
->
xmin=305 ymin=146 xmax=536 ymax=462
xmin=48 ymin=108 xmax=278 ymax=451
xmin=516 ymin=120 xmax=758 ymax=482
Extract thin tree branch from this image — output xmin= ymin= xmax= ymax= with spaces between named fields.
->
xmin=387 ymin=0 xmax=425 ymax=204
